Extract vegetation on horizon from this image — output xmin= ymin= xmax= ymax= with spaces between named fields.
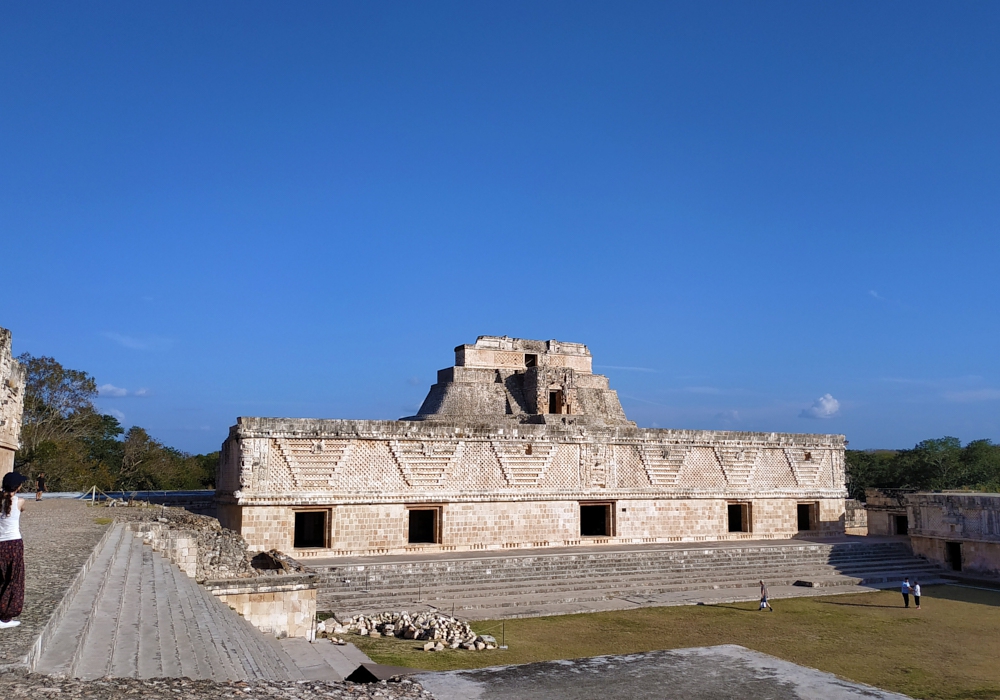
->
xmin=13 ymin=353 xmax=218 ymax=493
xmin=846 ymin=437 xmax=1000 ymax=500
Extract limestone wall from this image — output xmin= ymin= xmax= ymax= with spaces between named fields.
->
xmin=210 ymin=580 xmax=317 ymax=640
xmin=0 ymin=327 xmax=26 ymax=476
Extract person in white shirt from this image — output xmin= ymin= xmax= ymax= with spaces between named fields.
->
xmin=912 ymin=580 xmax=921 ymax=610
xmin=0 ymin=471 xmax=28 ymax=629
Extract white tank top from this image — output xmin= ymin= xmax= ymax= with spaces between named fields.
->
xmin=0 ymin=496 xmax=22 ymax=541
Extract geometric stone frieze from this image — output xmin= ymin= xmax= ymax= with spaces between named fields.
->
xmin=639 ymin=443 xmax=689 ymax=486
xmin=784 ymin=448 xmax=825 ymax=487
xmin=491 ymin=440 xmax=556 ymax=486
xmin=714 ymin=447 xmax=761 ymax=486
xmin=389 ymin=440 xmax=465 ymax=488
xmin=276 ymin=438 xmax=355 ymax=490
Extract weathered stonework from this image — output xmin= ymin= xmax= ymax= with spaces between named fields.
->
xmin=218 ymin=337 xmax=847 ymax=556
xmin=903 ymin=492 xmax=1000 ymax=577
xmin=0 ymin=327 xmax=26 ymax=477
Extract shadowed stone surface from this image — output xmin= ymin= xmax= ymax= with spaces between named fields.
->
xmin=414 ymin=645 xmax=911 ymax=700
xmin=0 ymin=500 xmax=108 ymax=668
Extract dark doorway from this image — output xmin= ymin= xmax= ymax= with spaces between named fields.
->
xmin=548 ymin=390 xmax=564 ymax=414
xmin=946 ymin=541 xmax=963 ymax=571
xmin=894 ymin=514 xmax=909 ymax=536
xmin=797 ymin=503 xmax=814 ymax=531
xmin=581 ymin=504 xmax=611 ymax=537
xmin=525 ymin=354 xmax=537 ymax=368
xmin=293 ymin=511 xmax=327 ymax=548
xmin=728 ymin=503 xmax=750 ymax=533
xmin=408 ymin=509 xmax=438 ymax=544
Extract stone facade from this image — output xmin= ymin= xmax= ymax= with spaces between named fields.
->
xmin=217 ymin=337 xmax=847 ymax=556
xmin=0 ymin=327 xmax=26 ymax=477
xmin=903 ymin=492 xmax=1000 ymax=577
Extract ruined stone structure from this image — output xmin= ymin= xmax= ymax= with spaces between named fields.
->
xmin=217 ymin=337 xmax=847 ymax=557
xmin=0 ymin=327 xmax=26 ymax=476
xmin=869 ymin=490 xmax=1000 ymax=577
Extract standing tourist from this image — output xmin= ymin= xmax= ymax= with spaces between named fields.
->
xmin=758 ymin=580 xmax=773 ymax=611
xmin=901 ymin=578 xmax=911 ymax=608
xmin=0 ymin=471 xmax=28 ymax=629
xmin=35 ymin=472 xmax=46 ymax=502
xmin=913 ymin=580 xmax=921 ymax=610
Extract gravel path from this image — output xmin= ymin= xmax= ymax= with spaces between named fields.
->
xmin=0 ymin=671 xmax=434 ymax=699
xmin=0 ymin=499 xmax=109 ymax=667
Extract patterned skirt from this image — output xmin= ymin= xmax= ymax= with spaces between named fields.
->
xmin=0 ymin=539 xmax=24 ymax=622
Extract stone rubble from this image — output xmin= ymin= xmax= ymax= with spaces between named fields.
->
xmin=319 ymin=613 xmax=497 ymax=651
xmin=0 ymin=672 xmax=434 ymax=699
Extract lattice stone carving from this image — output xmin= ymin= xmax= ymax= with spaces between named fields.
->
xmin=714 ymin=447 xmax=761 ymax=485
xmin=493 ymin=351 xmax=523 ymax=367
xmin=492 ymin=440 xmax=556 ymax=486
xmin=389 ymin=440 xmax=464 ymax=487
xmin=275 ymin=438 xmax=354 ymax=489
xmin=785 ymin=448 xmax=825 ymax=486
xmin=640 ymin=444 xmax=689 ymax=485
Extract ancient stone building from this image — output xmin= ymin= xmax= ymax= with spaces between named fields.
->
xmin=217 ymin=336 xmax=847 ymax=557
xmin=0 ymin=327 xmax=26 ymax=476
xmin=869 ymin=490 xmax=1000 ymax=576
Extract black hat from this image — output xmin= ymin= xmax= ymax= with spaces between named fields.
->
xmin=2 ymin=472 xmax=28 ymax=492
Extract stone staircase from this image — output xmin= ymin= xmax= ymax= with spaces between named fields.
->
xmin=315 ymin=539 xmax=946 ymax=618
xmin=33 ymin=524 xmax=365 ymax=682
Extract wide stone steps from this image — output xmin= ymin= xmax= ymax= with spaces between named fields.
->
xmin=33 ymin=524 xmax=305 ymax=681
xmin=316 ymin=540 xmax=944 ymax=617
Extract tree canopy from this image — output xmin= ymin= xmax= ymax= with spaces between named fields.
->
xmin=846 ymin=437 xmax=1000 ymax=500
xmin=14 ymin=353 xmax=217 ymax=492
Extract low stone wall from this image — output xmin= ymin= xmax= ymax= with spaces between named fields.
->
xmin=206 ymin=576 xmax=317 ymax=640
xmin=844 ymin=498 xmax=867 ymax=535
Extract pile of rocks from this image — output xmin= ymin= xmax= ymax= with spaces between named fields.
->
xmin=321 ymin=612 xmax=497 ymax=652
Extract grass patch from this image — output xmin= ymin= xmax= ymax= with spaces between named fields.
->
xmin=350 ymin=586 xmax=1000 ymax=700
xmin=93 ymin=517 xmax=113 ymax=525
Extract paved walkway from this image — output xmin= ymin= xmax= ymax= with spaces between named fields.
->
xmin=0 ymin=500 xmax=108 ymax=669
xmin=415 ymin=645 xmax=912 ymax=700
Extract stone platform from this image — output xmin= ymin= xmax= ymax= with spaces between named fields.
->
xmin=313 ymin=536 xmax=946 ymax=620
xmin=414 ymin=645 xmax=911 ymax=700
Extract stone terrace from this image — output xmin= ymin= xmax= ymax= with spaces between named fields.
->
xmin=313 ymin=536 xmax=946 ymax=620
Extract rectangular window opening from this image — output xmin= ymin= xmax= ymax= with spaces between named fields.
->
xmin=548 ymin=390 xmax=564 ymax=414
xmin=293 ymin=510 xmax=328 ymax=549
xmin=946 ymin=541 xmax=962 ymax=571
xmin=524 ymin=353 xmax=537 ymax=368
xmin=894 ymin=514 xmax=909 ymax=536
xmin=728 ymin=503 xmax=751 ymax=533
xmin=408 ymin=508 xmax=440 ymax=544
xmin=580 ymin=503 xmax=613 ymax=537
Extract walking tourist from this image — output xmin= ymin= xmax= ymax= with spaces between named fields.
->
xmin=35 ymin=472 xmax=46 ymax=502
xmin=759 ymin=580 xmax=773 ymax=611
xmin=0 ymin=471 xmax=28 ymax=629
xmin=901 ymin=577 xmax=911 ymax=608
xmin=913 ymin=580 xmax=921 ymax=609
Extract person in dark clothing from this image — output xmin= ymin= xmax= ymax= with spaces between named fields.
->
xmin=901 ymin=578 xmax=911 ymax=608
xmin=35 ymin=472 xmax=46 ymax=502
xmin=0 ymin=471 xmax=28 ymax=629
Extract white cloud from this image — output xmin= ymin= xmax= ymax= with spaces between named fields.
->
xmin=716 ymin=410 xmax=740 ymax=423
xmin=800 ymin=393 xmax=840 ymax=419
xmin=133 ymin=388 xmax=151 ymax=397
xmin=107 ymin=409 xmax=126 ymax=421
xmin=99 ymin=383 xmax=128 ymax=397
xmin=944 ymin=389 xmax=1000 ymax=403
xmin=869 ymin=290 xmax=886 ymax=301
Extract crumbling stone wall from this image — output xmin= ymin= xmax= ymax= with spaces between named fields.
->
xmin=906 ymin=492 xmax=1000 ymax=576
xmin=0 ymin=327 xmax=26 ymax=477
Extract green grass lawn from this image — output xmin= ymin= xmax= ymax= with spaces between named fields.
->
xmin=350 ymin=585 xmax=1000 ymax=700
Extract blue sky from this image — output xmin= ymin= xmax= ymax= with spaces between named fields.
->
xmin=3 ymin=2 xmax=998 ymax=454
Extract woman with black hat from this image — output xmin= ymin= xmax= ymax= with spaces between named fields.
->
xmin=0 ymin=471 xmax=28 ymax=629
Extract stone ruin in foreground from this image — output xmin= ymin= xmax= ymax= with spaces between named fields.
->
xmin=217 ymin=336 xmax=847 ymax=557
